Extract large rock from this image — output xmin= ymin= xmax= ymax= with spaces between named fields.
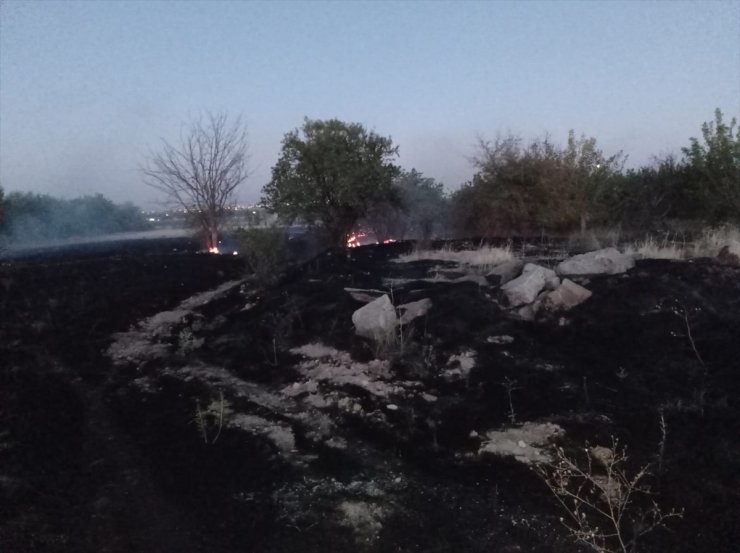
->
xmin=501 ymin=264 xmax=558 ymax=307
xmin=352 ymin=294 xmax=398 ymax=341
xmin=717 ymin=245 xmax=740 ymax=266
xmin=453 ymin=274 xmax=489 ymax=286
xmin=556 ymin=247 xmax=634 ymax=276
xmin=522 ymin=263 xmax=560 ymax=290
xmin=486 ymin=259 xmax=524 ymax=286
xmin=397 ymin=298 xmax=432 ymax=324
xmin=542 ymin=279 xmax=592 ymax=311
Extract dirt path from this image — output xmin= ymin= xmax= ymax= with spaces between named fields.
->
xmin=73 ymin=377 xmax=199 ymax=553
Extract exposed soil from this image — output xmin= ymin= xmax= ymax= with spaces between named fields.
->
xmin=1 ymin=240 xmax=739 ymax=553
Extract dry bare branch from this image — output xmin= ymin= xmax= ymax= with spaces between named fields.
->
xmin=533 ymin=438 xmax=682 ymax=553
xmin=142 ymin=112 xmax=248 ymax=249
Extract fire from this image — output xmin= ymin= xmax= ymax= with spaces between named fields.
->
xmin=347 ymin=232 xmax=365 ymax=248
xmin=346 ymin=232 xmax=396 ymax=248
xmin=208 ymin=246 xmax=219 ymax=254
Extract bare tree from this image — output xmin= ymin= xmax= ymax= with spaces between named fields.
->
xmin=142 ymin=112 xmax=248 ymax=250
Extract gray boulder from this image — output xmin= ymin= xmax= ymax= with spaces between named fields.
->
xmin=557 ymin=248 xmax=634 ymax=276
xmin=486 ymin=259 xmax=524 ymax=286
xmin=352 ymin=294 xmax=398 ymax=340
xmin=501 ymin=265 xmax=551 ymax=307
xmin=717 ymin=245 xmax=740 ymax=266
xmin=522 ymin=263 xmax=560 ymax=290
xmin=516 ymin=303 xmax=537 ymax=321
xmin=397 ymin=298 xmax=432 ymax=324
xmin=542 ymin=279 xmax=592 ymax=311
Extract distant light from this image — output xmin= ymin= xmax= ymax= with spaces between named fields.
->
xmin=233 ymin=251 xmax=239 ymax=256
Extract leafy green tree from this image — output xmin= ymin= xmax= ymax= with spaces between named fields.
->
xmin=597 ymin=156 xmax=688 ymax=229
xmin=364 ymin=169 xmax=448 ymax=241
xmin=450 ymin=181 xmax=487 ymax=237
xmin=262 ymin=118 xmax=400 ymax=246
xmin=682 ymin=109 xmax=740 ymax=222
xmin=562 ymin=131 xmax=626 ymax=232
xmin=401 ymin=170 xmax=449 ymax=240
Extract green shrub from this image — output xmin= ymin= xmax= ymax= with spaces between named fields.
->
xmin=234 ymin=227 xmax=287 ymax=283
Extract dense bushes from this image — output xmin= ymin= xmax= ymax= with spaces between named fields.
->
xmin=450 ymin=110 xmax=739 ymax=236
xmin=1 ymin=192 xmax=151 ymax=243
xmin=362 ymin=169 xmax=449 ymax=242
xmin=233 ymin=227 xmax=287 ymax=283
xmin=600 ymin=111 xmax=739 ymax=229
xmin=451 ymin=132 xmax=624 ymax=236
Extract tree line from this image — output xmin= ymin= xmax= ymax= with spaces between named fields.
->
xmin=0 ymin=191 xmax=150 ymax=244
xmin=264 ymin=109 xmax=738 ymax=245
xmin=454 ymin=109 xmax=739 ymax=237
xmin=148 ymin=109 xmax=736 ymax=248
xmin=2 ymin=109 xmax=736 ymax=249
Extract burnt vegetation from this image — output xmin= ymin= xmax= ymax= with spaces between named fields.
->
xmin=1 ymin=109 xmax=739 ymax=553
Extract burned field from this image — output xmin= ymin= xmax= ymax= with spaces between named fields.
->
xmin=1 ymin=240 xmax=739 ymax=553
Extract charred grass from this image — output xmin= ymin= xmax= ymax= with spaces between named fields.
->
xmin=1 ymin=240 xmax=739 ymax=552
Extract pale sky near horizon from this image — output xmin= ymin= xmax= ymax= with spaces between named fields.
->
xmin=1 ymin=0 xmax=738 ymax=208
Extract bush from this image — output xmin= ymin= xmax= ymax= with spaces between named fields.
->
xmin=533 ymin=439 xmax=682 ymax=553
xmin=453 ymin=132 xmax=624 ymax=236
xmin=234 ymin=227 xmax=287 ymax=283
xmin=1 ymin=192 xmax=151 ymax=243
xmin=682 ymin=109 xmax=740 ymax=223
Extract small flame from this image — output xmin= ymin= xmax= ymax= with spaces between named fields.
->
xmin=347 ymin=232 xmax=365 ymax=248
xmin=383 ymin=239 xmax=396 ymax=244
xmin=208 ymin=246 xmax=219 ymax=254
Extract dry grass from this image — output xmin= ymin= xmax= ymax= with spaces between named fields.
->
xmin=623 ymin=225 xmax=740 ymax=260
xmin=394 ymin=244 xmax=514 ymax=268
xmin=623 ymin=237 xmax=686 ymax=260
xmin=690 ymin=225 xmax=740 ymax=258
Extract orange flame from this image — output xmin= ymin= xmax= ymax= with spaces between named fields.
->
xmin=347 ymin=232 xmax=364 ymax=248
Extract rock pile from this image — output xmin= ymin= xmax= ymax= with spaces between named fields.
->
xmin=351 ymin=292 xmax=432 ymax=341
xmin=352 ymin=248 xmax=635 ymax=326
xmin=498 ymin=248 xmax=634 ymax=320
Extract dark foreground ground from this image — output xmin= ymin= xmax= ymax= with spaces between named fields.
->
xmin=1 ymin=239 xmax=739 ymax=553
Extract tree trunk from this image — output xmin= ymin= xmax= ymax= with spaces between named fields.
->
xmin=204 ymin=223 xmax=218 ymax=251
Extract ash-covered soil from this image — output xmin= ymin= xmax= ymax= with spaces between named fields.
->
xmin=1 ymin=240 xmax=739 ymax=553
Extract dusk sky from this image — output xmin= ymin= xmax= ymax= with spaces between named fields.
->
xmin=1 ymin=0 xmax=738 ymax=208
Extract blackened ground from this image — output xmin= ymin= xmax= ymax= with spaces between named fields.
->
xmin=1 ymin=241 xmax=244 ymax=553
xmin=2 ymin=240 xmax=740 ymax=553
